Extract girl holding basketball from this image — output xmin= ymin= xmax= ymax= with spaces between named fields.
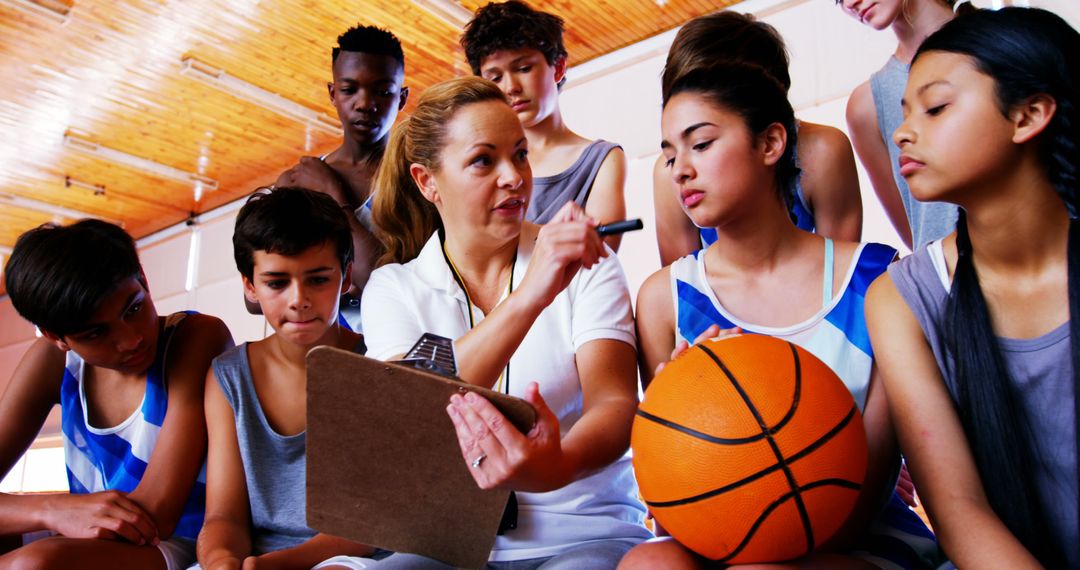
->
xmin=866 ymin=8 xmax=1079 ymax=567
xmin=622 ymin=63 xmax=934 ymax=569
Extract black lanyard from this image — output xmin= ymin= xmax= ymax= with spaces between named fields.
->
xmin=440 ymin=237 xmax=516 ymax=395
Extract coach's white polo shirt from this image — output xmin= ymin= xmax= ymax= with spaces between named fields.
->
xmin=362 ymin=225 xmax=651 ymax=561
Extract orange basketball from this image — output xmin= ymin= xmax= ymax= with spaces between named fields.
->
xmin=632 ymin=334 xmax=868 ymax=564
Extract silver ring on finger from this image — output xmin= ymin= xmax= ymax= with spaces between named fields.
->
xmin=471 ymin=453 xmax=487 ymax=469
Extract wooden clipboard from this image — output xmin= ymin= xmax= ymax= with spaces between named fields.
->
xmin=305 ymin=346 xmax=537 ymax=569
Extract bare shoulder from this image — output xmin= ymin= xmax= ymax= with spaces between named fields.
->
xmin=636 ymin=266 xmax=674 ymax=317
xmin=798 ymin=122 xmax=854 ymax=160
xmin=846 ymin=80 xmax=876 ymax=124
xmin=865 ymin=269 xmax=908 ymax=324
xmin=172 ymin=313 xmax=232 ymax=348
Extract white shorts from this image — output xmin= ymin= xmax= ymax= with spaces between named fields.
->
xmin=157 ymin=537 xmax=196 ymax=570
xmin=187 ymin=554 xmax=381 ymax=570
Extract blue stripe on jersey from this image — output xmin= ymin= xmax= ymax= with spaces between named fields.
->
xmin=823 ymin=243 xmax=894 ymax=358
xmin=337 ymin=309 xmax=352 ymax=332
xmin=675 ymin=279 xmax=736 ymax=343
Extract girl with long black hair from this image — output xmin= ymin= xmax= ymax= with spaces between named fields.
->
xmin=866 ymin=8 xmax=1079 ymax=567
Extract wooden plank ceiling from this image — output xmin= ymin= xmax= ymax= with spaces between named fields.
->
xmin=0 ymin=0 xmax=727 ymax=260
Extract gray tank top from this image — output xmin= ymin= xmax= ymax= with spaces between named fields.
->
xmin=889 ymin=242 xmax=1077 ymax=566
xmin=526 ymin=140 xmax=620 ymax=224
xmin=870 ymin=57 xmax=958 ymax=249
xmin=213 ymin=343 xmax=359 ymax=555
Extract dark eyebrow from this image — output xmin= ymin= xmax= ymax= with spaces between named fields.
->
xmin=681 ymin=122 xmax=715 ymax=139
xmin=902 ymin=80 xmax=952 ymax=107
xmin=259 ymin=266 xmax=335 ymax=277
xmin=68 ymin=290 xmax=142 ymax=335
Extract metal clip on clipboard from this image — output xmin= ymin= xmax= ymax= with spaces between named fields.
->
xmin=398 ymin=333 xmax=460 ymax=379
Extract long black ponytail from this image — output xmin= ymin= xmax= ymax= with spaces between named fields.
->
xmin=915 ymin=8 xmax=1080 ymax=566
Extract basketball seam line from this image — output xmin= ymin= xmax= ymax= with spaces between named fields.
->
xmin=634 ymin=347 xmax=803 ymax=444
xmin=634 ymin=409 xmax=772 ymax=445
xmin=716 ymin=478 xmax=862 ymax=564
xmin=642 ymin=405 xmax=860 ymax=508
xmin=698 ymin=342 xmax=817 ymax=555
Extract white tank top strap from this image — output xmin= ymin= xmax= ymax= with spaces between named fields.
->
xmin=822 ymin=238 xmax=835 ymax=308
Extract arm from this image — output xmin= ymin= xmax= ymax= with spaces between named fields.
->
xmin=635 ymin=267 xmax=677 ymax=389
xmin=652 ymin=155 xmax=702 ymax=267
xmin=0 ymin=340 xmax=157 ymax=544
xmin=865 ymin=274 xmax=1042 ymax=567
xmin=445 ymin=204 xmax=607 ymax=388
xmin=822 ymin=364 xmax=902 ymax=551
xmin=128 ymin=314 xmax=232 ymax=539
xmin=797 ymin=123 xmax=863 ymax=242
xmin=0 ymin=339 xmax=65 ymax=534
xmin=245 ymin=534 xmax=375 ymax=570
xmin=197 ymin=368 xmax=254 ymax=570
xmin=584 ymin=146 xmax=628 ymax=252
xmin=846 ymin=82 xmax=913 ymax=249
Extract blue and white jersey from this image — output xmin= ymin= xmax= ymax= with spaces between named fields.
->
xmin=670 ymin=242 xmax=896 ymax=411
xmin=60 ymin=311 xmax=207 ymax=541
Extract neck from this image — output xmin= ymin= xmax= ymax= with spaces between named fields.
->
xmin=963 ymin=172 xmax=1069 ymax=275
xmin=706 ymin=200 xmax=807 ymax=274
xmin=266 ymin=322 xmax=349 ymax=366
xmin=891 ymin=0 xmax=954 ymax=63
xmin=335 ymin=135 xmax=386 ymax=165
xmin=443 ymin=230 xmax=518 ymax=293
xmin=524 ymin=108 xmax=572 ymax=151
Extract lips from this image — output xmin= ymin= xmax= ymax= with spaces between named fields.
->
xmin=859 ymin=4 xmax=874 ymax=21
xmin=680 ymin=189 xmax=705 ymax=208
xmin=898 ymin=155 xmax=925 ymax=177
xmin=494 ymin=197 xmax=524 ymax=211
xmin=351 ymin=118 xmax=378 ymax=131
xmin=121 ymin=344 xmax=154 ymax=370
xmin=510 ymin=100 xmax=530 ymax=112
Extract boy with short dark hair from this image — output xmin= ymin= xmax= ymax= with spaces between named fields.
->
xmin=461 ymin=1 xmax=628 ymax=250
xmin=274 ymin=24 xmax=409 ymax=322
xmin=198 ymin=188 xmax=384 ymax=570
xmin=0 ymin=219 xmax=233 ymax=570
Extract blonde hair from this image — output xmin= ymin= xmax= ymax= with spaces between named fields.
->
xmin=372 ymin=76 xmax=508 ymax=266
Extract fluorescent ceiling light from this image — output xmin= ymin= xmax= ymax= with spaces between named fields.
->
xmin=63 ymin=133 xmax=219 ymax=192
xmin=0 ymin=191 xmax=123 ymax=226
xmin=180 ymin=57 xmax=341 ymax=137
xmin=411 ymin=0 xmax=473 ymax=28
xmin=0 ymin=0 xmax=71 ymax=25
xmin=64 ymin=175 xmax=105 ymax=196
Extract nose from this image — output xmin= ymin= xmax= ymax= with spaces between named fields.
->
xmin=353 ymin=89 xmax=376 ymax=113
xmin=115 ymin=322 xmax=144 ymax=353
xmin=669 ymin=153 xmax=694 ymax=186
xmin=288 ymin=281 xmax=312 ymax=311
xmin=497 ymin=159 xmax=526 ymax=191
xmin=893 ymin=116 xmax=914 ymax=148
xmin=504 ymin=74 xmax=522 ymax=96
xmin=841 ymin=0 xmax=861 ymax=14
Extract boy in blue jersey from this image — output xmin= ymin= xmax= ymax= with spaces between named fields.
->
xmin=198 ymin=188 xmax=383 ymax=569
xmin=0 ymin=219 xmax=233 ymax=570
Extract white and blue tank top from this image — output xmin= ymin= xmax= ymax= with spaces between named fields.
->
xmin=60 ymin=311 xmax=206 ymax=541
xmin=671 ymin=241 xmax=896 ymax=410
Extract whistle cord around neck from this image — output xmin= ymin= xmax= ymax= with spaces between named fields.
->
xmin=441 ymin=240 xmax=516 ymax=395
